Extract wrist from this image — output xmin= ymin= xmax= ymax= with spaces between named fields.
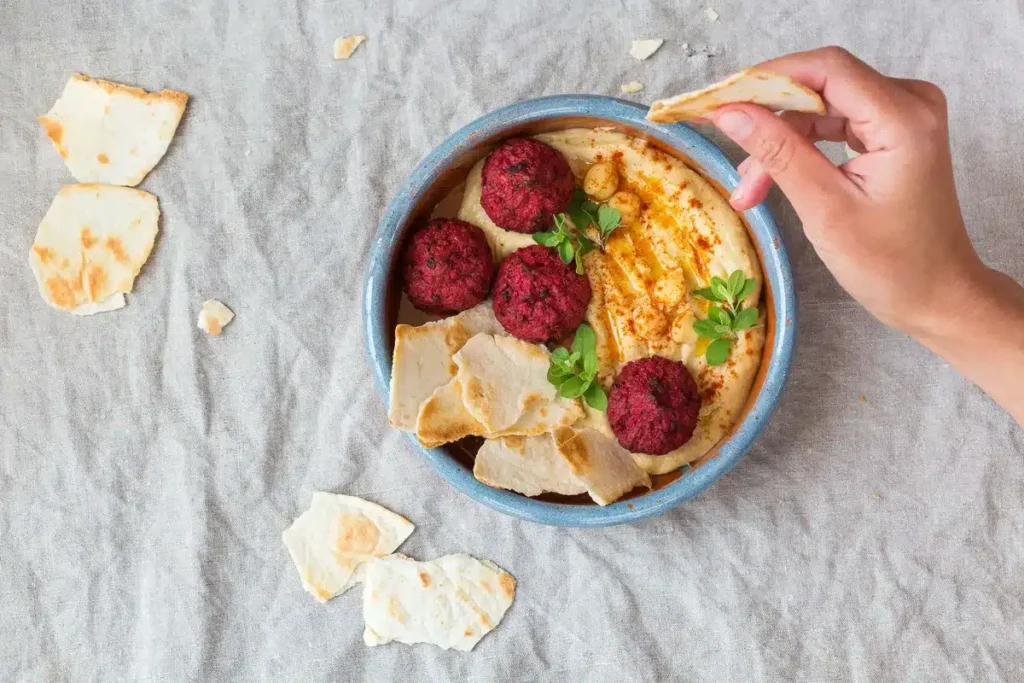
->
xmin=911 ymin=264 xmax=1024 ymax=349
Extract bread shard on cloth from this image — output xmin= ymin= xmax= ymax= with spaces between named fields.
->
xmin=38 ymin=73 xmax=188 ymax=186
xmin=362 ymin=554 xmax=516 ymax=651
xmin=388 ymin=301 xmax=502 ymax=432
xmin=281 ymin=492 xmax=415 ymax=603
xmin=414 ymin=334 xmax=583 ymax=448
xmin=646 ymin=68 xmax=825 ymax=123
xmin=28 ymin=184 xmax=159 ymax=314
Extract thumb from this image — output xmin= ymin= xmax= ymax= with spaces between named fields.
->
xmin=711 ymin=103 xmax=849 ymax=215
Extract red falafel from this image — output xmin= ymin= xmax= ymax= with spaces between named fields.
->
xmin=493 ymin=245 xmax=591 ymax=343
xmin=607 ymin=356 xmax=702 ymax=455
xmin=401 ymin=218 xmax=495 ymax=314
xmin=480 ymin=138 xmax=575 ymax=233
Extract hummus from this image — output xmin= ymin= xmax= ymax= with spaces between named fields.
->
xmin=457 ymin=128 xmax=765 ymax=475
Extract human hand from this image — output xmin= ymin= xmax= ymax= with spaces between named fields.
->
xmin=709 ymin=46 xmax=985 ymax=336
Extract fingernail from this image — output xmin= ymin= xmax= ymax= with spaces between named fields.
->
xmin=715 ymin=110 xmax=755 ymax=140
xmin=729 ymin=171 xmax=753 ymax=203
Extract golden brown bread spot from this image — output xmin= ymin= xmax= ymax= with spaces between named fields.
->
xmin=481 ymin=580 xmax=493 ymax=594
xmin=80 ymin=228 xmax=98 ymax=249
xmin=104 ymin=236 xmax=130 ymax=264
xmin=419 ymin=571 xmax=431 ymax=588
xmin=498 ymin=573 xmax=516 ymax=599
xmin=464 ymin=628 xmax=474 ymax=637
xmin=86 ymin=265 xmax=106 ymax=301
xmin=97 ymin=153 xmax=109 ymax=164
xmin=334 ymin=514 xmax=379 ymax=555
xmin=33 ymin=245 xmax=56 ymax=264
xmin=554 ymin=427 xmax=591 ymax=474
xmin=479 ymin=613 xmax=492 ymax=628
xmin=416 ymin=391 xmax=482 ymax=447
xmin=38 ymin=117 xmax=66 ymax=157
xmin=502 ymin=435 xmax=526 ymax=452
xmin=46 ymin=277 xmax=76 ymax=309
xmin=313 ymin=584 xmax=332 ymax=601
xmin=444 ymin=320 xmax=471 ymax=353
xmin=70 ymin=73 xmax=189 ymax=108
xmin=206 ymin=318 xmax=223 ymax=335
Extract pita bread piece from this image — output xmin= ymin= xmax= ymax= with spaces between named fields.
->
xmin=363 ymin=554 xmax=516 ymax=651
xmin=630 ymin=39 xmax=664 ymax=61
xmin=197 ymin=299 xmax=234 ymax=335
xmin=553 ymin=427 xmax=652 ymax=505
xmin=474 ymin=435 xmax=587 ymax=497
xmin=388 ymin=301 xmax=501 ymax=432
xmin=454 ymin=334 xmax=583 ymax=434
xmin=282 ymin=492 xmax=415 ymax=603
xmin=333 ymin=35 xmax=367 ymax=59
xmin=39 ymin=73 xmax=188 ymax=186
xmin=29 ymin=184 xmax=159 ymax=314
xmin=646 ymin=68 xmax=825 ymax=123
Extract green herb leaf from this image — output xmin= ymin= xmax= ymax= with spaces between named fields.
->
xmin=736 ymin=277 xmax=757 ymax=303
xmin=710 ymin=278 xmax=730 ymax=302
xmin=692 ymin=287 xmax=723 ymax=303
xmin=568 ymin=350 xmax=581 ymax=367
xmin=598 ymin=204 xmax=621 ymax=233
xmin=582 ymin=352 xmax=598 ymax=379
xmin=732 ymin=307 xmax=759 ymax=331
xmin=728 ymin=270 xmax=746 ymax=298
xmin=551 ymin=347 xmax=570 ymax=363
xmin=557 ymin=239 xmax=574 ymax=264
xmin=571 ymin=324 xmax=596 ymax=357
xmin=576 ymin=234 xmax=597 ymax=255
xmin=707 ymin=305 xmax=731 ymax=326
xmin=693 ymin=319 xmax=723 ymax=339
xmin=533 ymin=230 xmax=561 ymax=247
xmin=559 ymin=376 xmax=590 ymax=399
xmin=714 ymin=324 xmax=733 ymax=336
xmin=706 ymin=338 xmax=733 ymax=366
xmin=547 ymin=365 xmax=573 ymax=384
xmin=567 ymin=190 xmax=596 ymax=232
xmin=583 ymin=382 xmax=608 ymax=411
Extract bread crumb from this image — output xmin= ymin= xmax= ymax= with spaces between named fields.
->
xmin=629 ymin=39 xmax=664 ymax=61
xmin=704 ymin=7 xmax=720 ymax=20
xmin=620 ymin=81 xmax=645 ymax=94
xmin=197 ymin=299 xmax=234 ymax=335
xmin=333 ymin=35 xmax=367 ymax=60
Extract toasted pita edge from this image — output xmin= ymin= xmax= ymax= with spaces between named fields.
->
xmin=646 ymin=68 xmax=825 ymax=123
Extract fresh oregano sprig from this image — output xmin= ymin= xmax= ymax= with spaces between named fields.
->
xmin=546 ymin=323 xmax=608 ymax=410
xmin=533 ymin=213 xmax=596 ymax=275
xmin=566 ymin=189 xmax=622 ymax=248
xmin=692 ymin=270 xmax=760 ymax=366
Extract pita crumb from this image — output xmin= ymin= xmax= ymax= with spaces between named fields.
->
xmin=629 ymin=39 xmax=664 ymax=61
xmin=621 ymin=81 xmax=645 ymax=94
xmin=334 ymin=35 xmax=367 ymax=60
xmin=38 ymin=74 xmax=187 ymax=187
xmin=197 ymin=299 xmax=234 ymax=335
xmin=704 ymin=7 xmax=720 ymax=21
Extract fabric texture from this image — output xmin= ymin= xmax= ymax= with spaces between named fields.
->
xmin=2 ymin=1 xmax=1023 ymax=681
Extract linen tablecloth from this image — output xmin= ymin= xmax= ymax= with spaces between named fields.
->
xmin=2 ymin=1 xmax=1022 ymax=680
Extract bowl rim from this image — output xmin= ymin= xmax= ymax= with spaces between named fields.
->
xmin=363 ymin=94 xmax=796 ymax=527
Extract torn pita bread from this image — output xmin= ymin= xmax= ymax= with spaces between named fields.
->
xmin=363 ymin=554 xmax=515 ymax=651
xmin=388 ymin=301 xmax=502 ymax=431
xmin=29 ymin=184 xmax=159 ymax=314
xmin=39 ymin=73 xmax=187 ymax=186
xmin=646 ymin=68 xmax=825 ymax=123
xmin=553 ymin=427 xmax=652 ymax=505
xmin=454 ymin=334 xmax=582 ymax=434
xmin=630 ymin=39 xmax=664 ymax=61
xmin=474 ymin=435 xmax=587 ymax=497
xmin=282 ymin=492 xmax=414 ymax=603
xmin=334 ymin=35 xmax=367 ymax=59
xmin=197 ymin=299 xmax=234 ymax=335
xmin=621 ymin=81 xmax=645 ymax=94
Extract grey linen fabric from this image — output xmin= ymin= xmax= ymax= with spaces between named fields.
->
xmin=2 ymin=0 xmax=1023 ymax=681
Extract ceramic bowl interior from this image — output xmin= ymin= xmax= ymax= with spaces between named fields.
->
xmin=364 ymin=95 xmax=795 ymax=527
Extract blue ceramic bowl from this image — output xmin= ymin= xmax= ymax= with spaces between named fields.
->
xmin=364 ymin=95 xmax=796 ymax=527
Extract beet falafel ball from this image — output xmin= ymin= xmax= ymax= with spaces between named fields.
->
xmin=493 ymin=245 xmax=591 ymax=343
xmin=401 ymin=218 xmax=495 ymax=314
xmin=480 ymin=138 xmax=575 ymax=233
xmin=607 ymin=356 xmax=702 ymax=455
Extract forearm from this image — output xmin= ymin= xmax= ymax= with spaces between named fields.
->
xmin=915 ymin=267 xmax=1024 ymax=426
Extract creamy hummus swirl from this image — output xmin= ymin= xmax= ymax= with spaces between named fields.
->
xmin=458 ymin=129 xmax=765 ymax=475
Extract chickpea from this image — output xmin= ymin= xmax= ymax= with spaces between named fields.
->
xmin=583 ymin=162 xmax=619 ymax=201
xmin=606 ymin=191 xmax=642 ymax=225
